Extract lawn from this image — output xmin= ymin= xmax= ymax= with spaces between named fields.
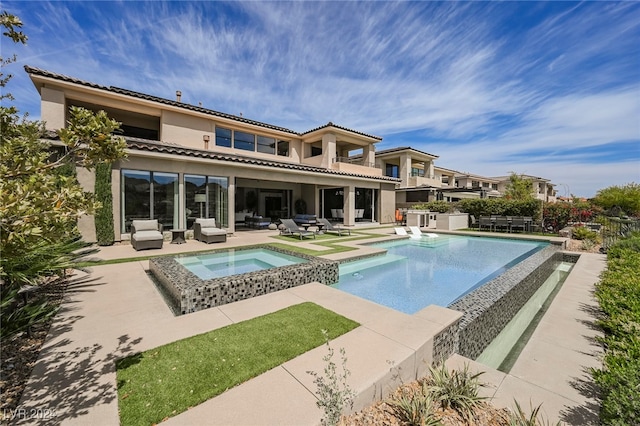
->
xmin=116 ymin=302 xmax=359 ymax=426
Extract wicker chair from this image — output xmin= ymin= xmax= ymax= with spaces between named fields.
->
xmin=194 ymin=218 xmax=227 ymax=244
xmin=131 ymin=220 xmax=164 ymax=251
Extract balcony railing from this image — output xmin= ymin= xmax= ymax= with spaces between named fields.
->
xmin=332 ymin=157 xmax=377 ymax=168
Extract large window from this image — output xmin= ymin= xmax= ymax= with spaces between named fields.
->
xmin=385 ymin=164 xmax=399 ymax=178
xmin=121 ymin=170 xmax=178 ymax=233
xmin=234 ymin=131 xmax=255 ymax=151
xmin=185 ymin=174 xmax=229 ymax=229
xmin=216 ymin=127 xmax=232 ymax=147
xmin=257 ymin=135 xmax=276 ymax=154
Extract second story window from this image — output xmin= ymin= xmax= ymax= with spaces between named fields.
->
xmin=234 ymin=131 xmax=255 ymax=151
xmin=385 ymin=164 xmax=399 ymax=178
xmin=257 ymin=136 xmax=276 ymax=154
xmin=216 ymin=127 xmax=232 ymax=147
xmin=277 ymin=140 xmax=289 ymax=157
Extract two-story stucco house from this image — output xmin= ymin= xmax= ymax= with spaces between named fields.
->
xmin=26 ymin=66 xmax=400 ymax=242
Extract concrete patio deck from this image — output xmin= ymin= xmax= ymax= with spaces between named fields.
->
xmin=14 ymin=228 xmax=605 ymax=425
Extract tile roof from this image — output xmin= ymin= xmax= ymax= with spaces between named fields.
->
xmin=25 ymin=66 xmax=381 ymax=140
xmin=374 ymin=146 xmax=439 ymax=158
xmin=123 ymin=137 xmax=400 ymax=183
xmin=25 ymin=65 xmax=299 ymax=136
xmin=301 ymin=121 xmax=382 ymax=141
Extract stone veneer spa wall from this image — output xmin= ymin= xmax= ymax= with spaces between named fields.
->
xmin=449 ymin=244 xmax=569 ymax=359
xmin=150 ymin=245 xmax=339 ymax=315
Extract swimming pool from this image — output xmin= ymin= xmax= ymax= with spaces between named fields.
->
xmin=176 ymin=248 xmax=307 ymax=280
xmin=333 ymin=235 xmax=548 ymax=314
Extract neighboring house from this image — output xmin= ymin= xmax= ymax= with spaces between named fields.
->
xmin=26 ymin=66 xmax=400 ymax=242
xmin=372 ymin=147 xmax=441 ymax=207
xmin=491 ymin=174 xmax=558 ymax=202
xmin=449 ymin=172 xmax=501 ymax=200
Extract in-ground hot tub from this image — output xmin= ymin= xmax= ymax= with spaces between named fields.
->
xmin=150 ymin=245 xmax=339 ymax=315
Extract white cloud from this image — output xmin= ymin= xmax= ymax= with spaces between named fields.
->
xmin=3 ymin=0 xmax=638 ymax=197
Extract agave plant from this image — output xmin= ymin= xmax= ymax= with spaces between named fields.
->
xmin=508 ymin=399 xmax=561 ymax=426
xmin=385 ymin=388 xmax=442 ymax=426
xmin=423 ymin=362 xmax=487 ymax=421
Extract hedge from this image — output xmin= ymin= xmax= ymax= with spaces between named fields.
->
xmin=94 ymin=162 xmax=114 ymax=246
xmin=593 ymin=234 xmax=640 ymax=425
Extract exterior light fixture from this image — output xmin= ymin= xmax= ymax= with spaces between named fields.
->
xmin=203 ymin=134 xmax=210 ymax=149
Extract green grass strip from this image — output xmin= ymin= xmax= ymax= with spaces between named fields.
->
xmin=116 ymin=302 xmax=359 ymax=426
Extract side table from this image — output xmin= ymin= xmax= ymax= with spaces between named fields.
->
xmin=170 ymin=229 xmax=186 ymax=244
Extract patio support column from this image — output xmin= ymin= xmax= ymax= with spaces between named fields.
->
xmin=363 ymin=144 xmax=375 ymax=167
xmin=178 ymin=173 xmax=185 ymax=229
xmin=228 ymin=177 xmax=236 ymax=233
xmin=321 ymin=133 xmax=337 ymax=168
xmin=343 ymin=186 xmax=355 ymax=226
xmin=427 ymin=160 xmax=435 ymax=179
xmin=399 ymin=153 xmax=411 ymax=188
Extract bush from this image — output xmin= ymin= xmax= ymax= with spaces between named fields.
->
xmin=423 ymin=363 xmax=486 ymax=421
xmin=542 ymin=201 xmax=600 ymax=233
xmin=411 ymin=201 xmax=451 ymax=213
xmin=456 ymin=198 xmax=540 ymax=220
xmin=593 ymin=240 xmax=640 ymax=425
xmin=94 ymin=162 xmax=114 ymax=246
xmin=571 ymin=225 xmax=598 ymax=242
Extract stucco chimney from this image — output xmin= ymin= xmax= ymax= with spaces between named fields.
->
xmin=176 ymin=91 xmax=182 ymax=102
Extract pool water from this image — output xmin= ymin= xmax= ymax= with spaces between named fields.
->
xmin=177 ymin=248 xmax=308 ymax=280
xmin=333 ymin=235 xmax=547 ymax=314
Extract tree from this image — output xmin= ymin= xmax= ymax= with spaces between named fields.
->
xmin=0 ymin=11 xmax=127 ymax=336
xmin=504 ymin=172 xmax=534 ymax=201
xmin=592 ymin=183 xmax=640 ymax=218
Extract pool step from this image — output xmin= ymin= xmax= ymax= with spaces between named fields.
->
xmin=339 ymin=254 xmax=407 ymax=276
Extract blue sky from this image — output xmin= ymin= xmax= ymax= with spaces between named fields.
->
xmin=2 ymin=1 xmax=639 ymax=198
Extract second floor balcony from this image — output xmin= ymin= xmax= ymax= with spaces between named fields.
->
xmin=332 ymin=157 xmax=382 ymax=176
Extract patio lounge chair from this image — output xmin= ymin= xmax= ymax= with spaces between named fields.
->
xmin=318 ymin=218 xmax=351 ymax=236
xmin=280 ymin=219 xmax=316 ymax=240
xmin=131 ymin=219 xmax=164 ymax=251
xmin=409 ymin=226 xmax=438 ymax=239
xmin=194 ymin=218 xmax=227 ymax=244
xmin=394 ymin=227 xmax=408 ymax=236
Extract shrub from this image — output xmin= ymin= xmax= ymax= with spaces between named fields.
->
xmin=542 ymin=201 xmax=600 ymax=233
xmin=411 ymin=201 xmax=451 ymax=213
xmin=423 ymin=363 xmax=486 ymax=420
xmin=457 ymin=198 xmax=540 ymax=220
xmin=94 ymin=162 xmax=114 ymax=246
xmin=385 ymin=389 xmax=441 ymax=426
xmin=307 ymin=330 xmax=355 ymax=426
xmin=571 ymin=225 xmax=598 ymax=242
xmin=508 ymin=400 xmax=560 ymax=426
xmin=593 ymin=242 xmax=640 ymax=425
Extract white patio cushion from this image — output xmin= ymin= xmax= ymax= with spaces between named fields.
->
xmin=201 ymin=228 xmax=226 ymax=236
xmin=132 ymin=220 xmax=159 ymax=231
xmin=196 ymin=218 xmax=217 ymax=228
xmin=132 ymin=230 xmax=163 ymax=242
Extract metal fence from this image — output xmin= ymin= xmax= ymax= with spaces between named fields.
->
xmin=600 ymin=216 xmax=640 ymax=252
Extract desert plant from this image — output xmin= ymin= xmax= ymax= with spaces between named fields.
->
xmin=571 ymin=225 xmax=598 ymax=242
xmin=307 ymin=330 xmax=355 ymax=426
xmin=508 ymin=400 xmax=560 ymax=426
xmin=385 ymin=389 xmax=442 ymax=426
xmin=423 ymin=363 xmax=486 ymax=420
